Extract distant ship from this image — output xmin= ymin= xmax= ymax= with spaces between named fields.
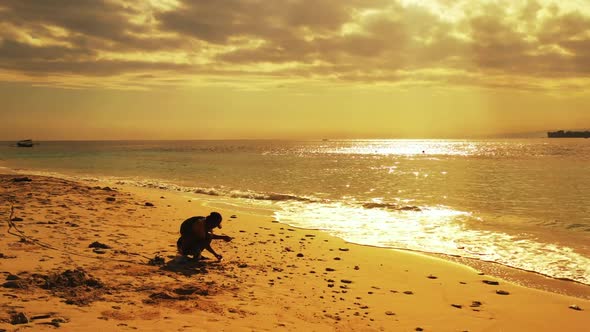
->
xmin=547 ymin=130 xmax=590 ymax=138
xmin=16 ymin=139 xmax=34 ymax=147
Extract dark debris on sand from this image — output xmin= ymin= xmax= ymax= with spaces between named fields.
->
xmin=43 ymin=268 xmax=106 ymax=305
xmin=148 ymin=255 xmax=166 ymax=266
xmin=5 ymin=268 xmax=107 ymax=306
xmin=88 ymin=241 xmax=112 ymax=249
xmin=10 ymin=312 xmax=29 ymax=325
xmin=11 ymin=177 xmax=32 ymax=183
xmin=143 ymin=285 xmax=211 ymax=305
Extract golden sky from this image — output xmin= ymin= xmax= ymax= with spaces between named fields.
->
xmin=1 ymin=0 xmax=589 ymax=139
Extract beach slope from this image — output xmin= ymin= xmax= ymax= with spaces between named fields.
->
xmin=1 ymin=174 xmax=588 ymax=331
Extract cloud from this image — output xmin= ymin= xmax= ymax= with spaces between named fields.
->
xmin=0 ymin=0 xmax=589 ymax=91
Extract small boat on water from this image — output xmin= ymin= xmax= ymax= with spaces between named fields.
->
xmin=16 ymin=139 xmax=34 ymax=147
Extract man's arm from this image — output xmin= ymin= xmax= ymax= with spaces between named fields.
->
xmin=204 ymin=243 xmax=222 ymax=260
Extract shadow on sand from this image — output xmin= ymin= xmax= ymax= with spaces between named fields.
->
xmin=160 ymin=256 xmax=223 ymax=277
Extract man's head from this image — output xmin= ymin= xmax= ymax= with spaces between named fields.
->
xmin=205 ymin=212 xmax=223 ymax=229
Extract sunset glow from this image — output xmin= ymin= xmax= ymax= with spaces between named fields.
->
xmin=1 ymin=0 xmax=589 ymax=139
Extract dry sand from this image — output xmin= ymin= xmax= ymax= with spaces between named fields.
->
xmin=1 ymin=174 xmax=589 ymax=331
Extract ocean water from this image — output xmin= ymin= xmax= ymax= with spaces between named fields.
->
xmin=1 ymin=139 xmax=589 ymax=284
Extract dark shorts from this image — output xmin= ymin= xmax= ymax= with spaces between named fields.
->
xmin=177 ymin=236 xmax=209 ymax=256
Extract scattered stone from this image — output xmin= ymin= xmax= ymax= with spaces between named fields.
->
xmin=105 ymin=197 xmax=116 ymax=202
xmin=470 ymin=301 xmax=482 ymax=307
xmin=12 ymin=177 xmax=32 ymax=183
xmin=173 ymin=286 xmax=209 ymax=296
xmin=93 ymin=249 xmax=106 ymax=254
xmin=341 ymin=279 xmax=353 ymax=284
xmin=451 ymin=304 xmax=463 ymax=309
xmin=403 ymin=291 xmax=414 ymax=295
xmin=238 ymin=263 xmax=248 ymax=268
xmin=148 ymin=292 xmax=176 ymax=300
xmin=6 ymin=274 xmax=20 ymax=281
xmin=230 ymin=215 xmax=237 ymax=218
xmin=10 ymin=312 xmax=29 ymax=325
xmin=496 ymin=290 xmax=510 ymax=295
xmin=385 ymin=311 xmax=395 ymax=316
xmin=30 ymin=314 xmax=52 ymax=320
xmin=326 ymin=268 xmax=335 ymax=272
xmin=89 ymin=241 xmax=111 ymax=249
xmin=416 ymin=328 xmax=424 ymax=331
xmin=427 ymin=274 xmax=437 ymax=279
xmin=338 ymin=248 xmax=349 ymax=252
xmin=296 ymin=253 xmax=304 ymax=258
xmin=148 ymin=255 xmax=166 ymax=266
xmin=102 ymin=187 xmax=114 ymax=191
xmin=3 ymin=280 xmax=24 ymax=289
xmin=145 ymin=202 xmax=154 ymax=207
xmin=271 ymin=220 xmax=279 ymax=223
xmin=354 ymin=266 xmax=359 ymax=270
xmin=569 ymin=305 xmax=582 ymax=311
xmin=482 ymin=280 xmax=499 ymax=285
xmin=50 ymin=317 xmax=67 ymax=327
xmin=10 ymin=217 xmax=23 ymax=222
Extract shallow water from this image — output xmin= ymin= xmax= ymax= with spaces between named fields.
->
xmin=1 ymin=139 xmax=589 ymax=284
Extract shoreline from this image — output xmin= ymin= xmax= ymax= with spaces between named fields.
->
xmin=1 ymin=173 xmax=588 ymax=331
xmin=2 ymin=166 xmax=590 ymax=300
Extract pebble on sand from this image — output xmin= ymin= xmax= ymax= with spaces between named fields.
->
xmin=496 ymin=290 xmax=510 ymax=295
xmin=88 ymin=241 xmax=111 ymax=249
xmin=10 ymin=312 xmax=29 ymax=325
xmin=12 ymin=177 xmax=32 ymax=183
xmin=569 ymin=305 xmax=582 ymax=311
xmin=145 ymin=202 xmax=154 ymax=207
xmin=470 ymin=301 xmax=482 ymax=307
xmin=385 ymin=311 xmax=395 ymax=316
xmin=482 ymin=280 xmax=499 ymax=285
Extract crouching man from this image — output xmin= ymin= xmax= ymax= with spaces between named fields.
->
xmin=177 ymin=212 xmax=232 ymax=261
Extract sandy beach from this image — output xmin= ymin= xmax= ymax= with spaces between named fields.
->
xmin=1 ymin=173 xmax=589 ymax=331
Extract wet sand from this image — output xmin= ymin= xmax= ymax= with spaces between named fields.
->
xmin=1 ymin=174 xmax=589 ymax=331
